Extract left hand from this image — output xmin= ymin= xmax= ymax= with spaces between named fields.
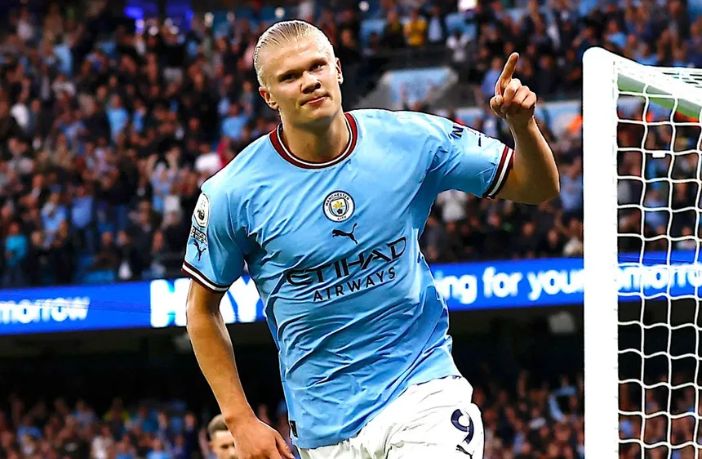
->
xmin=489 ymin=52 xmax=537 ymax=128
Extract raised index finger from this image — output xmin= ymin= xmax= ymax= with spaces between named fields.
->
xmin=497 ymin=52 xmax=519 ymax=92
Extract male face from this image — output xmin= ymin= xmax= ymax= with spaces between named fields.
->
xmin=210 ymin=430 xmax=237 ymax=459
xmin=258 ymin=34 xmax=344 ymax=129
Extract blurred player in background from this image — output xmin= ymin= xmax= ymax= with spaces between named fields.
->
xmin=183 ymin=20 xmax=558 ymax=459
xmin=208 ymin=414 xmax=238 ymax=459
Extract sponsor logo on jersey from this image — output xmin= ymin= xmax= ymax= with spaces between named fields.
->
xmin=284 ymin=236 xmax=407 ymax=302
xmin=323 ymin=191 xmax=354 ymax=222
xmin=331 ymin=223 xmax=358 ymax=244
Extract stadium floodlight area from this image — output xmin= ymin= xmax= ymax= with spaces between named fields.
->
xmin=584 ymin=47 xmax=702 ymax=457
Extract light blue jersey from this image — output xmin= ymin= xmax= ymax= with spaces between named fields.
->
xmin=182 ymin=109 xmax=513 ymax=448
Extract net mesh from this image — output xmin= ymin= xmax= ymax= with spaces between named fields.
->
xmin=615 ymin=66 xmax=702 ymax=457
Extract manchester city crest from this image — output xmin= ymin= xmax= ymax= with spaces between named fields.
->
xmin=323 ymin=191 xmax=355 ymax=222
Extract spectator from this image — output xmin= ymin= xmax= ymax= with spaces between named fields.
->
xmin=538 ymin=228 xmax=565 ymax=257
xmin=0 ymin=371 xmax=587 ymax=459
xmin=146 ymin=437 xmax=172 ymax=459
xmin=337 ymin=28 xmax=363 ymax=104
xmin=534 ymin=54 xmax=559 ymax=97
xmin=149 ymin=155 xmax=179 ymax=214
xmin=15 ymin=416 xmax=40 ymax=441
xmin=74 ymin=400 xmax=97 ymax=428
xmin=482 ymin=212 xmax=510 ymax=259
xmin=206 ymin=414 xmax=237 ymax=459
xmin=604 ymin=18 xmax=627 ymax=50
xmin=458 ymin=219 xmax=484 ymax=260
xmin=676 ymin=226 xmax=697 ymax=250
xmin=426 ymin=5 xmax=447 ymax=45
xmin=317 ymin=9 xmax=338 ymax=48
xmin=116 ymin=230 xmax=144 ymax=281
xmin=447 ymin=30 xmax=470 ymax=75
xmin=480 ymin=56 xmax=503 ymax=102
xmin=1 ymin=0 xmax=699 ymax=289
xmin=48 ymin=220 xmax=75 ymax=284
xmin=381 ymin=10 xmax=405 ymax=49
xmin=559 ymin=157 xmax=583 ymax=217
xmin=562 ymin=217 xmax=583 ymax=257
xmin=436 ymin=190 xmax=468 ymax=223
xmin=24 ymin=230 xmax=50 ymax=285
xmin=420 ymin=214 xmax=448 ymax=262
xmin=70 ymin=183 xmax=97 ymax=253
xmin=91 ymin=231 xmax=120 ymax=273
xmin=442 ymin=220 xmax=466 ymax=262
xmin=560 ymin=48 xmax=582 ymax=93
xmin=57 ymin=416 xmax=89 ymax=458
xmin=149 ymin=230 xmax=170 ymax=279
xmin=106 ymin=94 xmax=130 ymax=142
xmin=515 ymin=221 xmax=540 ymax=258
xmin=91 ymin=424 xmax=115 ymax=459
xmin=404 ymin=8 xmax=427 ymax=48
xmin=221 ymin=103 xmax=249 ymax=142
xmin=2 ymin=222 xmax=27 ymax=287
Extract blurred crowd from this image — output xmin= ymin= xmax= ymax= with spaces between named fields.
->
xmin=0 ymin=371 xmax=584 ymax=459
xmin=0 ymin=394 xmax=290 ymax=459
xmin=479 ymin=371 xmax=584 ymax=459
xmin=1 ymin=0 xmax=700 ymax=287
xmin=6 ymin=366 xmax=699 ymax=459
xmin=616 ymin=108 xmax=701 ymax=255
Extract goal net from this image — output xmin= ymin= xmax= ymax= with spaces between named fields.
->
xmin=583 ymin=48 xmax=702 ymax=457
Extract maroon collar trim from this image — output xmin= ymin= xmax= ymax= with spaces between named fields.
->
xmin=269 ymin=113 xmax=358 ymax=169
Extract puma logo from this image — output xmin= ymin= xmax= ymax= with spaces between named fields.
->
xmin=331 ymin=223 xmax=358 ymax=244
xmin=193 ymin=239 xmax=207 ymax=261
xmin=456 ymin=444 xmax=473 ymax=458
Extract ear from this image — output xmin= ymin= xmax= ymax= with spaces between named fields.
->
xmin=259 ymin=86 xmax=278 ymax=111
xmin=335 ymin=57 xmax=344 ymax=85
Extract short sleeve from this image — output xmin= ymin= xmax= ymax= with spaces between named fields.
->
xmin=181 ymin=187 xmax=245 ymax=292
xmin=423 ymin=114 xmax=514 ymax=198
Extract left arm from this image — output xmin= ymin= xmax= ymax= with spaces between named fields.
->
xmin=489 ymin=53 xmax=560 ymax=204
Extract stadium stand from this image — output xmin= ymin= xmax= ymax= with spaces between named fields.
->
xmin=0 ymin=371 xmax=585 ymax=458
xmin=1 ymin=0 xmax=700 ymax=287
xmin=1 ymin=0 xmax=700 ymax=457
xmin=0 ymin=374 xmax=583 ymax=459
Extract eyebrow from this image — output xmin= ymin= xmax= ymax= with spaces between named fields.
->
xmin=275 ymin=56 xmax=329 ymax=82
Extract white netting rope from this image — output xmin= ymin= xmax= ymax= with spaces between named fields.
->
xmin=615 ymin=64 xmax=702 ymax=458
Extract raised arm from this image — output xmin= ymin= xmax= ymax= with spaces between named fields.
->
xmin=186 ymin=280 xmax=294 ymax=459
xmin=489 ymin=53 xmax=560 ymax=204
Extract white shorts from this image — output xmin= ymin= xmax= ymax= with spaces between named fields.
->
xmin=299 ymin=375 xmax=484 ymax=459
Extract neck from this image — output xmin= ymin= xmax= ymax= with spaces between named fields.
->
xmin=279 ymin=113 xmax=349 ymax=163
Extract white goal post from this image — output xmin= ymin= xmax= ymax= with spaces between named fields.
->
xmin=583 ymin=47 xmax=702 ymax=457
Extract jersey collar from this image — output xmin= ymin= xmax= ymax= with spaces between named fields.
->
xmin=269 ymin=113 xmax=358 ymax=169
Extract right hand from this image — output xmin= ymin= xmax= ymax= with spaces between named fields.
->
xmin=229 ymin=416 xmax=295 ymax=459
xmin=489 ymin=52 xmax=537 ymax=128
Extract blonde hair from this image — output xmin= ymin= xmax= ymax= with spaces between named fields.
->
xmin=254 ymin=20 xmax=334 ymax=86
xmin=207 ymin=414 xmax=229 ymax=439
